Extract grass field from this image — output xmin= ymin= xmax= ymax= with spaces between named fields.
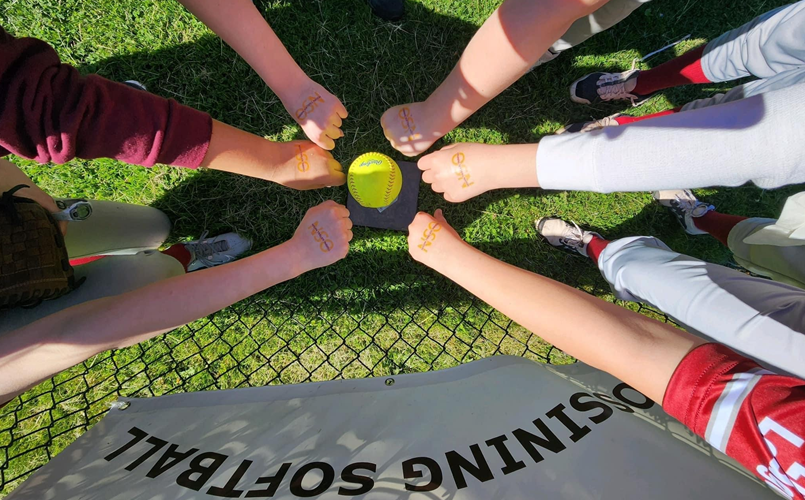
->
xmin=0 ymin=0 xmax=801 ymax=495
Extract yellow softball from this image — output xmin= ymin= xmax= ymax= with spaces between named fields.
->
xmin=347 ymin=153 xmax=403 ymax=208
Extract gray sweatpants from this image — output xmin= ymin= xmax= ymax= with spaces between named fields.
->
xmin=0 ymin=201 xmax=184 ymax=334
xmin=598 ymin=236 xmax=805 ymax=378
xmin=728 ymin=217 xmax=805 ymax=289
xmin=682 ymin=1 xmax=805 ymax=111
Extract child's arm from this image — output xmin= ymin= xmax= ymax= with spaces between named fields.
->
xmin=381 ymin=0 xmax=610 ymax=156
xmin=407 ymin=210 xmax=704 ymax=403
xmin=412 ymin=215 xmax=805 ymax=489
xmin=177 ymin=0 xmax=348 ymax=150
xmin=202 ymin=120 xmax=345 ymax=189
xmin=418 ymin=78 xmax=805 ymax=203
xmin=0 ymin=28 xmax=344 ymax=188
xmin=417 ymin=143 xmax=539 ymax=203
xmin=0 ymin=201 xmax=352 ymax=404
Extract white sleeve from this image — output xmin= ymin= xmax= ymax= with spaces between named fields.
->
xmin=536 ymin=82 xmax=805 ymax=193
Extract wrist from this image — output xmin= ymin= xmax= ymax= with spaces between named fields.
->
xmin=501 ymin=143 xmax=540 ymax=189
xmin=274 ymin=70 xmax=311 ymax=106
xmin=425 ymin=236 xmax=469 ymax=273
xmin=422 ymin=94 xmax=462 ymax=134
xmin=270 ymin=239 xmax=310 ymax=277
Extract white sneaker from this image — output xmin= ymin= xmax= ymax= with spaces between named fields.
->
xmin=184 ymin=231 xmax=252 ymax=272
xmin=652 ymin=189 xmax=714 ymax=235
xmin=536 ymin=217 xmax=600 ymax=257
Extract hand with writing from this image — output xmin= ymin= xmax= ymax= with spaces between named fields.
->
xmin=291 ymin=201 xmax=352 ymax=271
xmin=419 ymin=143 xmax=540 ymax=202
xmin=271 ymin=141 xmax=345 ymax=190
xmin=282 ymin=80 xmax=348 ymax=151
xmin=407 ymin=209 xmax=461 ymax=267
xmin=380 ymin=102 xmax=444 ymax=157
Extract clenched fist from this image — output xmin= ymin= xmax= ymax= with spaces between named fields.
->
xmin=380 ymin=103 xmax=443 ymax=157
xmin=283 ymin=80 xmax=348 ymax=150
xmin=291 ymin=201 xmax=353 ymax=271
xmin=272 ymin=141 xmax=346 ymax=190
xmin=407 ymin=209 xmax=461 ymax=267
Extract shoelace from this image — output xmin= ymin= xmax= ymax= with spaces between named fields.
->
xmin=673 ymin=194 xmax=712 ymax=215
xmin=186 ymin=231 xmax=231 ymax=267
xmin=671 ymin=194 xmax=697 ymax=213
xmin=559 ymin=220 xmax=587 ymax=250
xmin=669 ymin=194 xmax=714 ymax=224
xmin=596 ymin=74 xmax=639 ymax=106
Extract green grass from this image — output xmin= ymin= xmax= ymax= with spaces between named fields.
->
xmin=0 ymin=0 xmax=801 ymax=495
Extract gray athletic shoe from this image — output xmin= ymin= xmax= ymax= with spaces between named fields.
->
xmin=536 ymin=217 xmax=600 ymax=257
xmin=570 ymin=69 xmax=652 ymax=106
xmin=557 ymin=114 xmax=621 ymax=134
xmin=123 ymin=80 xmax=147 ymax=91
xmin=652 ymin=189 xmax=714 ymax=235
xmin=185 ymin=231 xmax=252 ymax=272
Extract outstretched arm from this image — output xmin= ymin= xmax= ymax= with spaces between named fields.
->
xmin=0 ymin=201 xmax=352 ymax=404
xmin=178 ymin=0 xmax=348 ymax=150
xmin=0 ymin=27 xmax=345 ymax=188
xmin=381 ymin=0 xmax=610 ymax=156
xmin=407 ymin=210 xmax=705 ymax=403
xmin=202 ymin=120 xmax=345 ymax=189
xmin=408 ymin=213 xmax=805 ymax=500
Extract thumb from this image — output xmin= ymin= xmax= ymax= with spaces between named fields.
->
xmin=434 ymin=209 xmax=447 ymax=223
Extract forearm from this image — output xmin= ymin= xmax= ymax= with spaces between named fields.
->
xmin=431 ymin=240 xmax=704 ymax=402
xmin=536 ymin=83 xmax=805 ymax=192
xmin=0 ymin=241 xmax=304 ymax=402
xmin=178 ymin=0 xmax=306 ymax=99
xmin=426 ymin=0 xmax=607 ymax=131
xmin=200 ymin=120 xmax=285 ymax=181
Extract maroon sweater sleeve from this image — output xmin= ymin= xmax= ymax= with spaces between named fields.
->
xmin=0 ymin=27 xmax=212 ymax=168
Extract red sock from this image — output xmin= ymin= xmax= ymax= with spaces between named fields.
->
xmin=161 ymin=244 xmax=192 ymax=271
xmin=693 ymin=211 xmax=748 ymax=247
xmin=632 ymin=45 xmax=710 ymax=96
xmin=614 ymin=107 xmax=681 ymax=125
xmin=69 ymin=255 xmax=106 ymax=267
xmin=586 ymin=235 xmax=611 ymax=265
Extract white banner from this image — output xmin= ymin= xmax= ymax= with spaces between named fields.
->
xmin=8 ymin=356 xmax=776 ymax=499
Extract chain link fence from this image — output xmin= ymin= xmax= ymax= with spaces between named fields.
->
xmin=0 ymin=263 xmax=672 ymax=497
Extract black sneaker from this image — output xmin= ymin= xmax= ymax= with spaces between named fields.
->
xmin=570 ymin=69 xmax=653 ymax=106
xmin=368 ymin=0 xmax=404 ymax=20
